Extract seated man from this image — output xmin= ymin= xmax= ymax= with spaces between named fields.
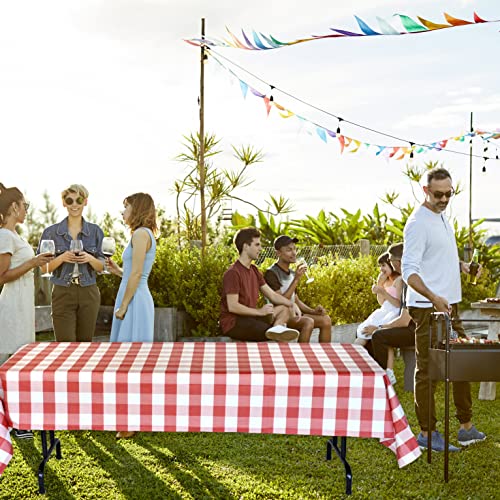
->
xmin=362 ymin=243 xmax=415 ymax=385
xmin=264 ymin=235 xmax=332 ymax=343
xmin=220 ymin=227 xmax=299 ymax=342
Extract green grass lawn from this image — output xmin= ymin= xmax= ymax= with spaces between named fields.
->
xmin=1 ymin=356 xmax=498 ymax=499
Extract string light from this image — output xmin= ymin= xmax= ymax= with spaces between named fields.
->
xmin=209 ymin=50 xmax=500 ymax=160
xmin=336 ymin=118 xmax=343 ymax=135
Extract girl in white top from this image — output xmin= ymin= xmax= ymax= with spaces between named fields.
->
xmin=355 ymin=252 xmax=402 ymax=345
xmin=0 ymin=184 xmax=53 ymax=364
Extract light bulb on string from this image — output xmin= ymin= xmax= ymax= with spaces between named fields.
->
xmin=407 ymin=142 xmax=415 ymax=169
xmin=336 ymin=117 xmax=343 ymax=135
xmin=482 ymin=143 xmax=488 ymax=172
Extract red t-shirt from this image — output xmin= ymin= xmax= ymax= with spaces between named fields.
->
xmin=220 ymin=260 xmax=266 ymax=334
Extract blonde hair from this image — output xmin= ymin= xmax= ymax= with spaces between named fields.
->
xmin=61 ymin=184 xmax=89 ymax=200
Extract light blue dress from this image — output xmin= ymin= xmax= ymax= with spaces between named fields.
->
xmin=110 ymin=228 xmax=156 ymax=342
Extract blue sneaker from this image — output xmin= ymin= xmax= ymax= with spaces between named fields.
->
xmin=457 ymin=426 xmax=486 ymax=446
xmin=417 ymin=431 xmax=460 ymax=452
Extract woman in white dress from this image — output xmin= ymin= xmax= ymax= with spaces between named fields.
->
xmin=0 ymin=183 xmax=53 ymax=438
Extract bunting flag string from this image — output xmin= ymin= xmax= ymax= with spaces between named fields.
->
xmin=208 ymin=52 xmax=500 ymax=161
xmin=185 ymin=12 xmax=499 ymax=51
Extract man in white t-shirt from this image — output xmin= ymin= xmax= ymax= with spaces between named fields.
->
xmin=402 ymin=166 xmax=485 ymax=452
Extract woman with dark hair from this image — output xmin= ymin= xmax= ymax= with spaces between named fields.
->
xmin=108 ymin=193 xmax=158 ymax=343
xmin=0 ymin=183 xmax=52 ymax=439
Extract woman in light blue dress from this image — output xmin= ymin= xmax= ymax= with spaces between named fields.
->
xmin=108 ymin=193 xmax=157 ymax=343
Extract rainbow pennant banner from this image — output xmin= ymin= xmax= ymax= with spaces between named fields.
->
xmin=185 ymin=12 xmax=498 ymax=51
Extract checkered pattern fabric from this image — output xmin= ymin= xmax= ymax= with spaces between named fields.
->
xmin=0 ymin=397 xmax=13 ymax=475
xmin=0 ymin=342 xmax=420 ymax=474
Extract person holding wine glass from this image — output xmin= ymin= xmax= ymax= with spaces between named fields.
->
xmin=107 ymin=193 xmax=157 ymax=342
xmin=264 ymin=235 xmax=332 ymax=343
xmin=106 ymin=193 xmax=157 ymax=439
xmin=38 ymin=184 xmax=105 ymax=342
xmin=0 ymin=183 xmax=53 ymax=439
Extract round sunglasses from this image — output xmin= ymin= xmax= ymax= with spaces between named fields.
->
xmin=64 ymin=196 xmax=85 ymax=205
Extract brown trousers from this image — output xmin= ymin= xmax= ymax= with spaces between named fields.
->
xmin=409 ymin=304 xmax=472 ymax=431
xmin=51 ymin=284 xmax=100 ymax=342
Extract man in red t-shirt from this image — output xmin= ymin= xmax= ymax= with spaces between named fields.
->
xmin=220 ymin=227 xmax=299 ymax=342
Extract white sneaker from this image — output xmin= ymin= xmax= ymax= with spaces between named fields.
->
xmin=265 ymin=325 xmax=299 ymax=342
xmin=386 ymin=368 xmax=397 ymax=385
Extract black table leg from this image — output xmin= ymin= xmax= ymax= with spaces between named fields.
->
xmin=37 ymin=431 xmax=62 ymax=494
xmin=326 ymin=436 xmax=352 ymax=495
xmin=444 ymin=370 xmax=450 ymax=482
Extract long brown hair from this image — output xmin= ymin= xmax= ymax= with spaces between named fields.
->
xmin=0 ymin=183 xmax=23 ymax=226
xmin=124 ymin=193 xmax=158 ymax=235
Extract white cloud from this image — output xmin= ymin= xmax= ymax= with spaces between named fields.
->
xmin=396 ymin=93 xmax=500 ymax=131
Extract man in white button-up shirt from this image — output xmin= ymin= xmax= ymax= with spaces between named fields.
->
xmin=402 ymin=166 xmax=485 ymax=452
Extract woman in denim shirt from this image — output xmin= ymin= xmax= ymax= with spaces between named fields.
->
xmin=38 ymin=184 xmax=104 ymax=342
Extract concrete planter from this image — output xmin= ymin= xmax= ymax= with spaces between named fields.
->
xmin=154 ymin=307 xmax=179 ymax=342
xmin=100 ymin=306 xmax=182 ymax=341
xmin=36 ymin=305 xmax=184 ymax=342
xmin=35 ymin=305 xmax=52 ymax=332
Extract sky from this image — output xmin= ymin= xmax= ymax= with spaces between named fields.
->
xmin=1 ymin=0 xmax=499 ymax=234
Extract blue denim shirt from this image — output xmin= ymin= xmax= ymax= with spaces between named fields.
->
xmin=38 ymin=217 xmax=105 ymax=287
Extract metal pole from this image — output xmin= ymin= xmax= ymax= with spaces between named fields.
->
xmin=199 ymin=18 xmax=207 ymax=253
xmin=468 ymin=112 xmax=473 ymax=255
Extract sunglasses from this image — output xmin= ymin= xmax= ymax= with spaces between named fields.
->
xmin=23 ymin=202 xmax=30 ymax=210
xmin=64 ymin=196 xmax=85 ymax=205
xmin=427 ymin=189 xmax=455 ymax=200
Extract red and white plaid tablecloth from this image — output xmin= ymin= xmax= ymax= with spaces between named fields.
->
xmin=0 ymin=341 xmax=420 ymax=474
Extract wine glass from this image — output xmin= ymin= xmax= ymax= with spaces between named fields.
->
xmin=296 ymin=257 xmax=314 ymax=284
xmin=39 ymin=240 xmax=55 ymax=278
xmin=101 ymin=237 xmax=116 ymax=275
xmin=70 ymin=240 xmax=83 ymax=278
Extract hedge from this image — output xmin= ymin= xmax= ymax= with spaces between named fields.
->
xmin=97 ymin=236 xmax=497 ymax=336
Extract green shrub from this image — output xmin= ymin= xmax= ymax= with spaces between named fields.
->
xmin=148 ymin=236 xmax=237 ymax=335
xmin=295 ymin=255 xmax=380 ymax=324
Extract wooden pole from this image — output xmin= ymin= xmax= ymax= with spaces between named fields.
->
xmin=199 ymin=18 xmax=207 ymax=253
xmin=468 ymin=112 xmax=473 ymax=257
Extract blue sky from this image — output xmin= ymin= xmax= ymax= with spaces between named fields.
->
xmin=0 ymin=0 xmax=499 ymax=232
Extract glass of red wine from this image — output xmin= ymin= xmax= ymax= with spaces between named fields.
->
xmin=101 ymin=236 xmax=116 ymax=274
xmin=101 ymin=237 xmax=116 ymax=275
xmin=39 ymin=240 xmax=55 ymax=278
xmin=70 ymin=240 xmax=83 ymax=278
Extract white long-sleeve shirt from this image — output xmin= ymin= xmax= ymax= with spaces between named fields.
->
xmin=402 ymin=204 xmax=461 ymax=308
